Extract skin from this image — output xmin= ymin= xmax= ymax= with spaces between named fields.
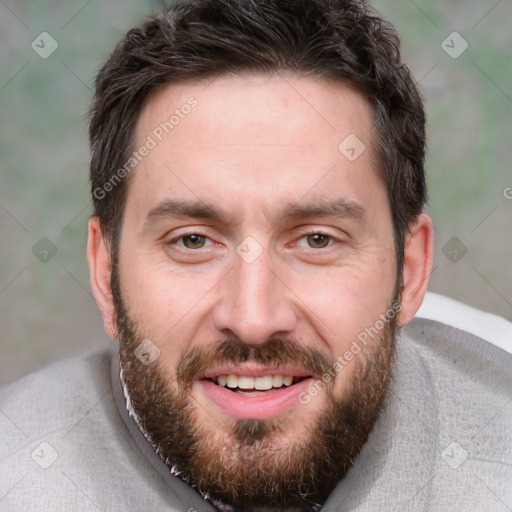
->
xmin=87 ymin=73 xmax=433 ymax=498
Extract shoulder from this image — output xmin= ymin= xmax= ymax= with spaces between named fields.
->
xmin=403 ymin=292 xmax=512 ymax=395
xmin=0 ymin=344 xmax=115 ymax=436
xmin=415 ymin=291 xmax=512 ymax=354
xmin=331 ymin=298 xmax=512 ymax=510
xmin=392 ymin=296 xmax=512 ymax=508
xmin=0 ymin=345 xmax=116 ymax=509
xmin=0 ymin=345 xmax=207 ymax=512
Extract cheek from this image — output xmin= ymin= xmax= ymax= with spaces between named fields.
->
xmin=296 ymin=265 xmax=395 ymax=332
xmin=117 ymin=253 xmax=221 ymax=358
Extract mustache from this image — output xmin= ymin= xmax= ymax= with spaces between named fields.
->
xmin=176 ymin=337 xmax=334 ymax=390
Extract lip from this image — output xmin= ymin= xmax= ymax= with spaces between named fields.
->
xmin=198 ymin=377 xmax=315 ymax=419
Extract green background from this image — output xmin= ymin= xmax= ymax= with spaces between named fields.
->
xmin=1 ymin=0 xmax=511 ymax=384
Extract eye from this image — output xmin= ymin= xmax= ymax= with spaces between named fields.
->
xmin=183 ymin=234 xmax=208 ymax=249
xmin=297 ymin=232 xmax=336 ymax=249
xmin=172 ymin=233 xmax=214 ymax=250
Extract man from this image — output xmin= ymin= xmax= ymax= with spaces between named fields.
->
xmin=1 ymin=0 xmax=511 ymax=510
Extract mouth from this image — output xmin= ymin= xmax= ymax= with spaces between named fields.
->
xmin=203 ymin=374 xmax=310 ymax=396
xmin=197 ymin=367 xmax=316 ymax=419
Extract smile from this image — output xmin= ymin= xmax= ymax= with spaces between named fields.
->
xmin=198 ymin=367 xmax=316 ymax=419
xmin=207 ymin=374 xmax=309 ymax=395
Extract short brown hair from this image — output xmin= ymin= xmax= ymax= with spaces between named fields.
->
xmin=89 ymin=0 xmax=427 ymax=270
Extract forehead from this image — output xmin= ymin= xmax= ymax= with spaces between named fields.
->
xmin=136 ymin=73 xmax=373 ymax=152
xmin=128 ymin=73 xmax=384 ymax=225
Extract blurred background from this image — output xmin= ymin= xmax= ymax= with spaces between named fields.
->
xmin=1 ymin=0 xmax=511 ymax=385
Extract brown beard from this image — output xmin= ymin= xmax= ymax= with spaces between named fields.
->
xmin=112 ymin=264 xmax=399 ymax=510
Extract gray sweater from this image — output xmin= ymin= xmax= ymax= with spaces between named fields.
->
xmin=1 ymin=315 xmax=511 ymax=511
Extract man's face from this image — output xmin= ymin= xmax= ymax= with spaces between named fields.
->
xmin=113 ymin=74 xmax=399 ymax=508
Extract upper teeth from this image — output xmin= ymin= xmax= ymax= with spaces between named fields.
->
xmin=216 ymin=375 xmax=294 ymax=390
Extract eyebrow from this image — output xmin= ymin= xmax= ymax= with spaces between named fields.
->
xmin=279 ymin=197 xmax=367 ymax=224
xmin=144 ymin=198 xmax=230 ymax=226
xmin=142 ymin=196 xmax=367 ymax=232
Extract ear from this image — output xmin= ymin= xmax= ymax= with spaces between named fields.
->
xmin=398 ymin=213 xmax=434 ymax=326
xmin=87 ymin=216 xmax=117 ymax=339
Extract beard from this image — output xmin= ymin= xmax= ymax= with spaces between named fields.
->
xmin=112 ymin=262 xmax=400 ymax=510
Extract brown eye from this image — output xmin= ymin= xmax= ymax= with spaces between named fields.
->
xmin=306 ymin=233 xmax=330 ymax=248
xmin=182 ymin=234 xmax=207 ymax=249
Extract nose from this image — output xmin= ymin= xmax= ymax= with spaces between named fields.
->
xmin=213 ymin=252 xmax=297 ymax=346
